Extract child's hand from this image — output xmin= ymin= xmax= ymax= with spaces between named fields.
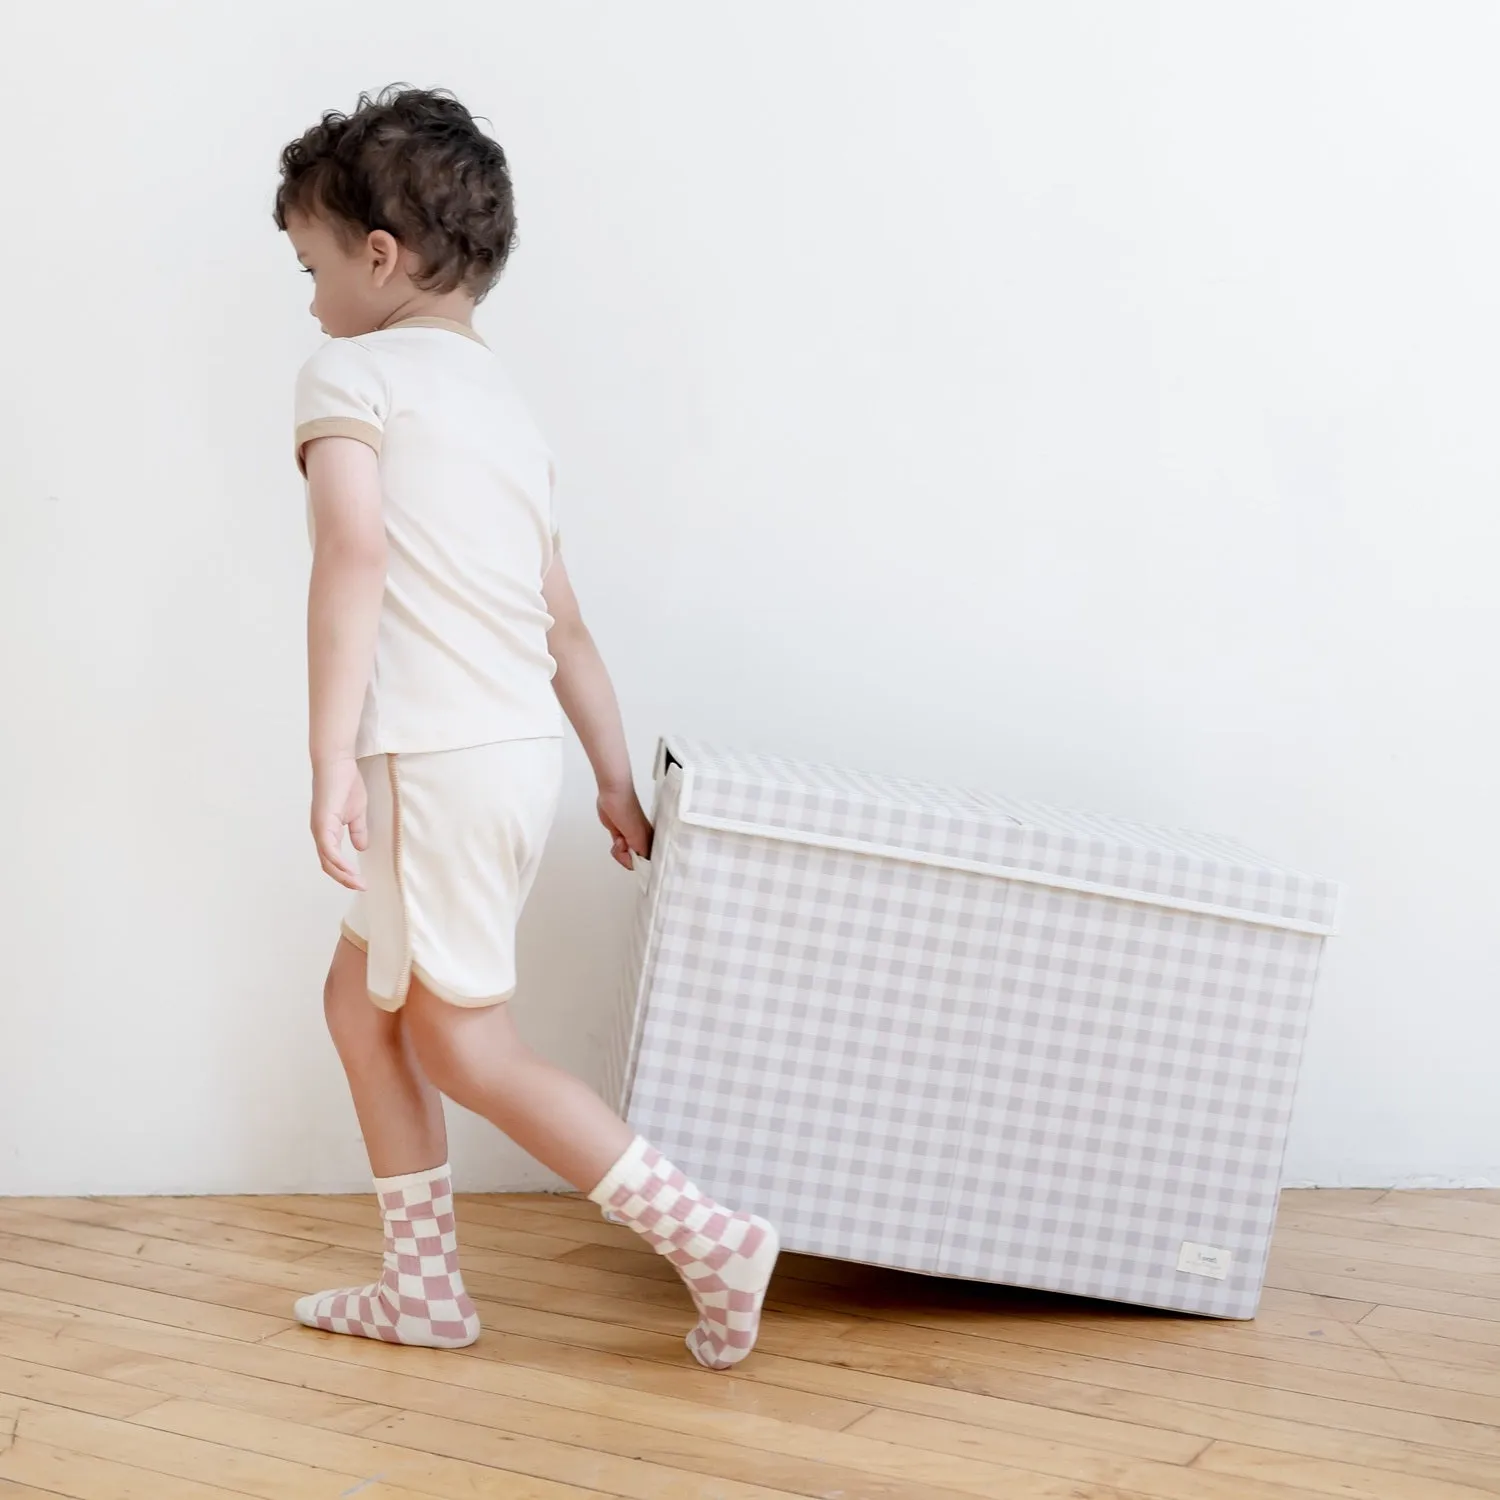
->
xmin=598 ymin=783 xmax=653 ymax=871
xmin=311 ymin=757 xmax=369 ymax=891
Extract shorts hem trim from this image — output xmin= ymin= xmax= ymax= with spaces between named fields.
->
xmin=412 ymin=962 xmax=515 ymax=1009
xmin=348 ymin=954 xmax=515 ymax=1012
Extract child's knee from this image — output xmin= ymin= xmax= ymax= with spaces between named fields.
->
xmin=403 ymin=984 xmax=508 ymax=1092
xmin=322 ymin=942 xmax=390 ymax=1049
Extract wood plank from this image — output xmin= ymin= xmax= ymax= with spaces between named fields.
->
xmin=1266 ymin=1265 xmax=1500 ymax=1324
xmin=848 ymin=1407 xmax=1466 ymax=1500
xmin=153 ymin=1394 xmax=976 ymax=1500
xmin=774 ymin=1290 xmax=1500 ymax=1422
xmin=1361 ymin=1302 xmax=1500 ymax=1349
xmin=343 ymin=1302 xmax=1500 ymax=1488
xmin=104 ymin=1312 xmax=1172 ymax=1500
xmin=276 ymin=1320 xmax=1422 ymax=1500
xmin=137 ymin=1398 xmax=624 ymax=1500
xmin=426 ymin=1254 xmax=1500 ymax=1452
xmin=0 ymin=1232 xmax=290 ymax=1322
xmin=459 ymin=1326 xmax=1206 ymax=1464
xmin=8 ymin=1292 xmax=865 ymax=1436
xmin=6 ymin=1199 xmax=336 ymax=1264
xmin=1273 ymin=1224 xmax=1500 ymax=1278
xmin=821 ymin=1317 xmax=1500 ymax=1453
xmin=6 ymin=1399 xmax=560 ymax=1500
xmin=871 ymin=1303 xmax=1396 ymax=1383
xmin=741 ymin=1277 xmax=1500 ymax=1422
xmin=0 ymin=1356 xmax=166 ymax=1423
xmin=747 ymin=1345 xmax=1500 ymax=1495
xmin=17 ymin=1224 xmax=876 ymax=1434
xmin=0 ymin=1209 xmax=331 ymax=1296
xmin=0 ymin=1479 xmax=78 ymax=1500
xmin=0 ymin=1278 xmax=1215 ymax=1468
xmin=1352 ymin=1322 xmax=1500 ymax=1381
xmin=1338 ymin=1197 xmax=1500 ymax=1240
xmin=0 ymin=1322 xmax=397 ymax=1436
xmin=1269 ymin=1246 xmax=1500 ymax=1302
xmin=1 ymin=1350 xmax=609 ymax=1500
xmin=274 ymin=1326 xmax=1050 ymax=1500
xmin=1193 ymin=1438 xmax=1497 ymax=1500
xmin=1275 ymin=1207 xmax=1500 ymax=1263
xmin=11 ymin=1401 xmax=370 ymax=1500
xmin=5 ymin=1308 xmax=953 ymax=1500
xmin=1253 ymin=1286 xmax=1381 ymax=1324
xmin=1397 ymin=1190 xmax=1500 ymax=1205
xmin=0 ymin=1254 xmax=284 ymax=1341
xmin=0 ymin=1435 xmax=250 ymax=1500
xmin=0 ymin=1286 xmax=230 ymax=1352
xmin=363 ymin=1405 xmax=1150 ymax=1500
xmin=96 ymin=1196 xmax=385 ymax=1255
xmin=1373 ymin=1352 xmax=1500 ymax=1403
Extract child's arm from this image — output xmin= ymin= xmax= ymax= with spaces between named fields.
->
xmin=305 ymin=435 xmax=388 ymax=891
xmin=543 ymin=556 xmax=653 ymax=869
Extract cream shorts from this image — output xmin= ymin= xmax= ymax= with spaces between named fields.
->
xmin=341 ymin=737 xmax=563 ymax=1010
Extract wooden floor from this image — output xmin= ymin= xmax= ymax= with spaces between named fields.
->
xmin=0 ymin=1191 xmax=1496 ymax=1499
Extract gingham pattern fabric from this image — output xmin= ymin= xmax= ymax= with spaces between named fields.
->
xmin=602 ymin=770 xmax=684 ymax=1115
xmin=663 ymin=738 xmax=1340 ymax=933
xmin=617 ymin=745 xmax=1337 ymax=1318
xmin=590 ymin=1136 xmax=779 ymax=1369
xmin=294 ymin=1164 xmax=480 ymax=1347
xmin=938 ymin=884 xmax=1322 ymax=1316
xmin=623 ymin=828 xmax=1007 ymax=1276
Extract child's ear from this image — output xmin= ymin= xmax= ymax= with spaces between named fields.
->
xmin=366 ymin=229 xmax=401 ymax=286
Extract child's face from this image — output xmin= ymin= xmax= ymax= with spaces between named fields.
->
xmin=284 ymin=210 xmax=403 ymax=338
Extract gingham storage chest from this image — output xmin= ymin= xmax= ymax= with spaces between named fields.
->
xmin=608 ymin=739 xmax=1340 ymax=1318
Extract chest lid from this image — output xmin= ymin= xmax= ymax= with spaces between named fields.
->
xmin=655 ymin=737 xmax=1339 ymax=936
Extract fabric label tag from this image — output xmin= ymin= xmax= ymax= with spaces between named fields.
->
xmin=1177 ymin=1241 xmax=1232 ymax=1280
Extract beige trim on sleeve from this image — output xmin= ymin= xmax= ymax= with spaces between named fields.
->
xmin=295 ymin=417 xmax=384 ymax=475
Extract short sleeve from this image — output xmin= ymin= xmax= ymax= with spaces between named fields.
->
xmin=293 ymin=339 xmax=387 ymax=475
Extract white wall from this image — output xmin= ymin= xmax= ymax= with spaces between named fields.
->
xmin=2 ymin=1 xmax=1496 ymax=1195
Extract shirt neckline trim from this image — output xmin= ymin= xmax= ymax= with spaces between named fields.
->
xmin=383 ymin=316 xmax=488 ymax=347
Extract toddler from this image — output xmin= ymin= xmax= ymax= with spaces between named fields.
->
xmin=274 ymin=86 xmax=778 ymax=1369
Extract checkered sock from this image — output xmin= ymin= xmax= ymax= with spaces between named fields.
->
xmin=293 ymin=1163 xmax=480 ymax=1349
xmin=589 ymin=1137 xmax=779 ymax=1370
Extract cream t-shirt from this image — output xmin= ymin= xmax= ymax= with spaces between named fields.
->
xmin=294 ymin=317 xmax=563 ymax=759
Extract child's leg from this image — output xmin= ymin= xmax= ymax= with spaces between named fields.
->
xmin=322 ymin=937 xmax=447 ymax=1176
xmin=292 ymin=939 xmax=479 ymax=1348
xmin=402 ymin=977 xmax=632 ymax=1186
xmin=403 ymin=981 xmax=779 ymax=1370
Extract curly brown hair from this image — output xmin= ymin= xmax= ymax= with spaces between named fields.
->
xmin=274 ymin=86 xmax=517 ymax=301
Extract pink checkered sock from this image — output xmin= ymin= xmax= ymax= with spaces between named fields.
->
xmin=293 ymin=1162 xmax=480 ymax=1349
xmin=589 ymin=1137 xmax=780 ymax=1370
